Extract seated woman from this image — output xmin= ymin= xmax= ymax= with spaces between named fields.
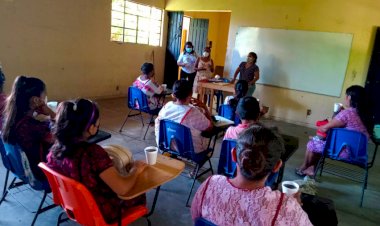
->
xmin=224 ymin=79 xmax=268 ymax=117
xmin=133 ymin=62 xmax=163 ymax=110
xmin=191 ymin=125 xmax=312 ymax=225
xmin=2 ymin=76 xmax=56 ymax=181
xmin=224 ymin=80 xmax=248 ymax=109
xmin=297 ymin=85 xmax=371 ymax=176
xmin=47 ymin=99 xmax=146 ymax=224
xmin=155 ymin=79 xmax=212 ymax=154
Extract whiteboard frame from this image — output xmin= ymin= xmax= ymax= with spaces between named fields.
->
xmin=230 ymin=27 xmax=353 ymax=97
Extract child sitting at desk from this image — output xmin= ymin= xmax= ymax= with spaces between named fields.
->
xmin=133 ymin=62 xmax=163 ymax=110
xmin=47 ymin=98 xmax=146 ymax=224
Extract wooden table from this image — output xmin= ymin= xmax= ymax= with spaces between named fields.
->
xmin=198 ymin=82 xmax=235 ymax=114
xmin=119 ymin=155 xmax=185 ymax=200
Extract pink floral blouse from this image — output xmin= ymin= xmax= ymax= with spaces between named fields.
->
xmin=191 ymin=175 xmax=312 ymax=226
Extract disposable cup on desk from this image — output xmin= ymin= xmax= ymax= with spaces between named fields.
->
xmin=144 ymin=146 xmax=158 ymax=165
xmin=333 ymin=103 xmax=342 ymax=113
xmin=281 ymin=181 xmax=299 ymax=196
xmin=161 ymin=84 xmax=167 ymax=91
xmin=47 ymin=101 xmax=58 ymax=112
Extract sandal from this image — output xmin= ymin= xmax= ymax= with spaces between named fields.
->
xmin=295 ymin=168 xmax=306 ymax=176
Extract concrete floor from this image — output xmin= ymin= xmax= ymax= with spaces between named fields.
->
xmin=0 ymin=97 xmax=379 ymax=226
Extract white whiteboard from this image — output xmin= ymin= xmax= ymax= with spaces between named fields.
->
xmin=230 ymin=27 xmax=353 ymax=97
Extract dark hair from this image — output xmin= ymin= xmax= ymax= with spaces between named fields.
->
xmin=248 ymin=52 xmax=258 ymax=64
xmin=172 ymin=79 xmax=192 ymax=101
xmin=0 ymin=67 xmax=5 ymax=93
xmin=236 ymin=96 xmax=260 ymax=120
xmin=346 ymin=85 xmax=373 ymax=133
xmin=183 ymin=41 xmax=195 ymax=54
xmin=141 ymin=62 xmax=154 ymax=75
xmin=51 ymin=98 xmax=99 ymax=158
xmin=229 ymin=80 xmax=248 ymax=110
xmin=2 ymin=76 xmax=46 ymax=143
xmin=236 ymin=125 xmax=284 ymax=181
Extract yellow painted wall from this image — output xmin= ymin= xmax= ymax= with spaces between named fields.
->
xmin=166 ymin=0 xmax=379 ymax=127
xmin=0 ymin=0 xmax=167 ymax=100
xmin=184 ymin=12 xmax=230 ymax=67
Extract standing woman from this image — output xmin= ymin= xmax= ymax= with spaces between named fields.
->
xmin=231 ymin=52 xmax=260 ymax=96
xmin=193 ymin=46 xmax=214 ymax=102
xmin=177 ymin=41 xmax=198 ymax=88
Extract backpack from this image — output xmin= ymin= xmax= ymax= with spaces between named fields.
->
xmin=102 ymin=145 xmax=134 ymax=176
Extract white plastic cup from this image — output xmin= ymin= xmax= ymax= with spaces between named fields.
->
xmin=47 ymin=101 xmax=58 ymax=112
xmin=161 ymin=84 xmax=167 ymax=91
xmin=144 ymin=146 xmax=158 ymax=165
xmin=281 ymin=181 xmax=299 ymax=196
xmin=333 ymin=103 xmax=342 ymax=112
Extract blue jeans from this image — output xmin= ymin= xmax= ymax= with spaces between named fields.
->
xmin=247 ymin=84 xmax=256 ymax=96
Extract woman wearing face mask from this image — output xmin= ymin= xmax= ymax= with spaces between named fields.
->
xmin=193 ymin=47 xmax=214 ymax=102
xmin=177 ymin=41 xmax=198 ymax=88
xmin=231 ymin=52 xmax=260 ymax=96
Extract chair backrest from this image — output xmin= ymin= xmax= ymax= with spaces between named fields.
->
xmin=218 ymin=104 xmax=240 ymax=125
xmin=194 ymin=217 xmax=217 ymax=226
xmin=0 ymin=138 xmax=11 ymax=171
xmin=38 ymin=162 xmax=108 ymax=225
xmin=128 ymin=86 xmax=150 ymax=112
xmin=3 ymin=142 xmax=49 ymax=190
xmin=158 ymin=119 xmax=195 ymax=160
xmin=324 ymin=128 xmax=368 ymax=168
xmin=217 ymin=139 xmax=237 ymax=177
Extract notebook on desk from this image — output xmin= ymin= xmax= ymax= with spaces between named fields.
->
xmin=213 ymin=115 xmax=234 ymax=128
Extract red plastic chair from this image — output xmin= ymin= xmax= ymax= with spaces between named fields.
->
xmin=38 ymin=162 xmax=150 ymax=226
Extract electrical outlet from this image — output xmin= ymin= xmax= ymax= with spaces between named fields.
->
xmin=307 ymin=109 xmax=312 ymax=116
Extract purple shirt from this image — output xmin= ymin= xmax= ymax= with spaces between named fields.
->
xmin=239 ymin=62 xmax=259 ymax=82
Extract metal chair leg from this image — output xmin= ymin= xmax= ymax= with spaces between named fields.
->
xmin=186 ymin=165 xmax=201 ymax=207
xmin=56 ymin=212 xmax=68 ymax=226
xmin=31 ymin=191 xmax=48 ymax=226
xmin=0 ymin=177 xmax=16 ymax=205
xmin=2 ymin=169 xmax=9 ymax=196
xmin=119 ymin=109 xmax=133 ymax=132
xmin=360 ymin=168 xmax=368 ymax=207
xmin=209 ymin=159 xmax=214 ymax=175
xmin=143 ymin=114 xmax=155 ymax=140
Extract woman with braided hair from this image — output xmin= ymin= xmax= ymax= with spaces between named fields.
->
xmin=191 ymin=125 xmax=312 ymax=226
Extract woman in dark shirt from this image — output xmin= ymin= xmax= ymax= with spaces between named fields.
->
xmin=231 ymin=52 xmax=260 ymax=96
xmin=2 ymin=76 xmax=55 ymax=180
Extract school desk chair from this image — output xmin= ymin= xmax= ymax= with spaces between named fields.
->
xmin=38 ymin=162 xmax=151 ymax=226
xmin=0 ymin=142 xmax=56 ymax=226
xmin=119 ymin=86 xmax=161 ymax=140
xmin=314 ymin=128 xmax=369 ymax=207
xmin=158 ymin=119 xmax=214 ymax=207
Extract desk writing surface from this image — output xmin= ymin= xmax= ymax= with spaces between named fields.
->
xmin=199 ymin=82 xmax=235 ymax=114
xmin=119 ymin=155 xmax=185 ymax=200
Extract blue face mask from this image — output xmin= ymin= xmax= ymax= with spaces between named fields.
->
xmin=185 ymin=47 xmax=193 ymax=53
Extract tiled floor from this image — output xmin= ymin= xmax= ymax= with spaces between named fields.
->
xmin=0 ymin=97 xmax=379 ymax=225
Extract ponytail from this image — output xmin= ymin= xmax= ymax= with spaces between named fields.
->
xmin=236 ymin=125 xmax=284 ymax=181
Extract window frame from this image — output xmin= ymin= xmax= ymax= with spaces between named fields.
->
xmin=110 ymin=0 xmax=163 ymax=46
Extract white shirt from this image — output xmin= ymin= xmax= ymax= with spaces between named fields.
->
xmin=177 ymin=52 xmax=198 ymax=74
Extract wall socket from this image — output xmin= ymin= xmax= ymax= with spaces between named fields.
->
xmin=307 ymin=109 xmax=312 ymax=116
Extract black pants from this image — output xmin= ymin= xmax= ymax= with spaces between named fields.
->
xmin=180 ymin=70 xmax=196 ymax=88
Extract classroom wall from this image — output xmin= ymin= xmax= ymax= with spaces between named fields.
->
xmin=0 ymin=0 xmax=167 ymax=100
xmin=184 ymin=12 xmax=230 ymax=67
xmin=166 ymin=0 xmax=379 ymax=127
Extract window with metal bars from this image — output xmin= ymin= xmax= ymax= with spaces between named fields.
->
xmin=111 ymin=0 xmax=163 ymax=46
